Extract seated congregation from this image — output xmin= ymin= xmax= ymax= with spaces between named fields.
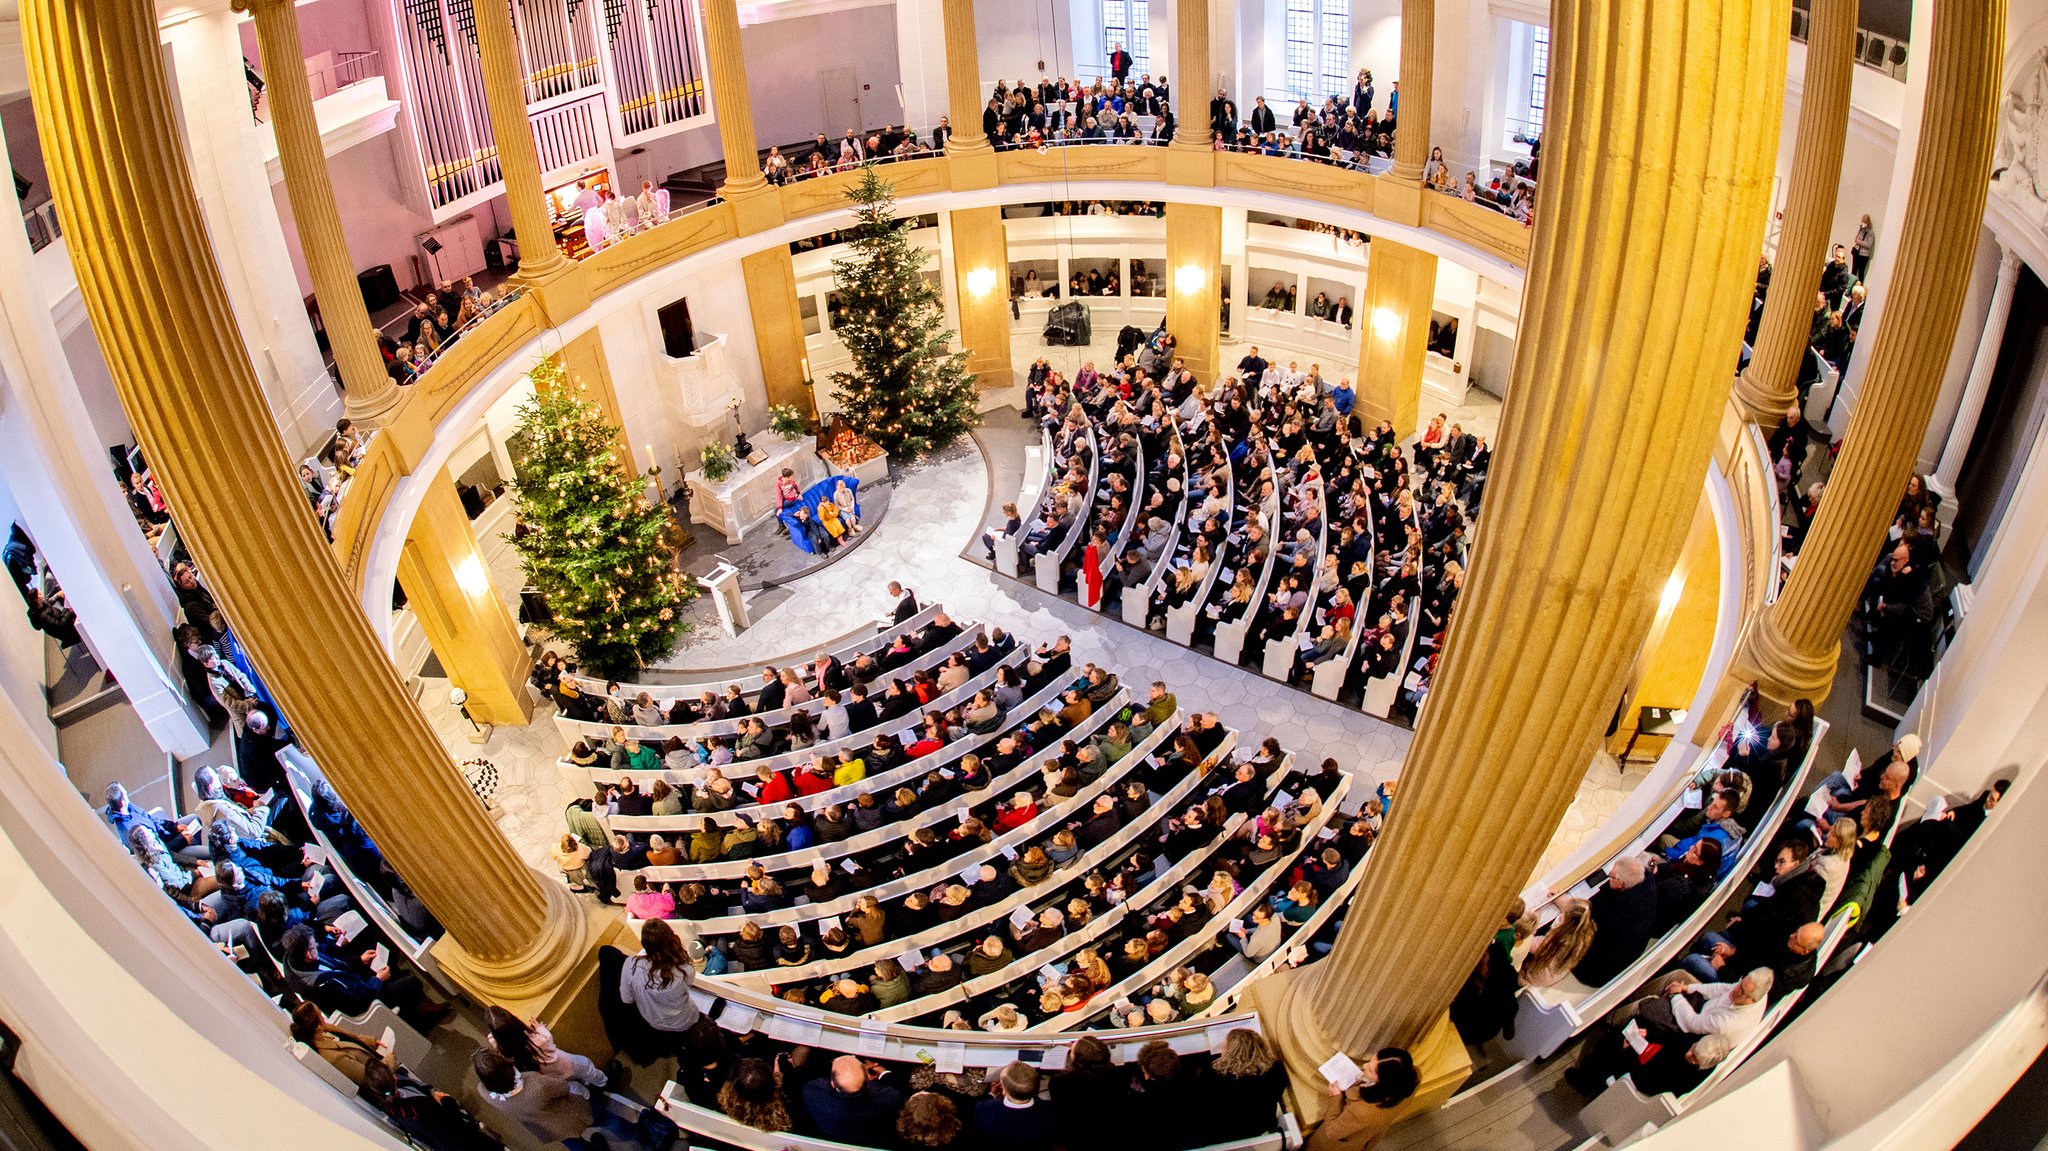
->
xmin=992 ymin=325 xmax=1481 ymax=725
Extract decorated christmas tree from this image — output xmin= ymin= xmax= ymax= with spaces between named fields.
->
xmin=829 ymin=166 xmax=980 ymax=459
xmin=506 ymin=359 xmax=696 ymax=676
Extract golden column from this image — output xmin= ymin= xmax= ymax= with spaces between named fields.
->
xmin=22 ymin=0 xmax=587 ymax=1005
xmin=948 ymin=207 xmax=1015 ymax=387
xmin=1251 ymin=0 xmax=1787 ymax=1094
xmin=1167 ymin=0 xmax=1215 ymax=186
xmin=237 ymin=0 xmax=400 ymax=427
xmin=1732 ymin=0 xmax=1857 ymax=422
xmin=1387 ymin=0 xmax=1435 ymax=184
xmin=1355 ymin=239 xmax=1438 ymax=438
xmin=470 ymin=0 xmax=580 ymax=296
xmin=1165 ymin=204 xmax=1223 ymax=381
xmin=398 ymin=471 xmax=534 ymax=728
xmin=1729 ymin=0 xmax=2005 ymax=705
xmin=701 ymin=0 xmax=783 ymax=232
xmin=941 ymin=0 xmax=997 ymax=190
xmin=741 ymin=247 xmax=822 ymax=420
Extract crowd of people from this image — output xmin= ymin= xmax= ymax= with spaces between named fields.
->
xmin=1002 ymin=322 xmax=1480 ymax=722
xmin=378 ymin=277 xmax=521 ymax=387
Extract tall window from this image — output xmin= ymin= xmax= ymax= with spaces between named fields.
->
xmin=1527 ymin=26 xmax=1550 ymax=132
xmin=1284 ymin=0 xmax=1351 ymax=102
xmin=1102 ymin=1 xmax=1151 ymax=79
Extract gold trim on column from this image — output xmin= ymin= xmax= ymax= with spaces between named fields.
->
xmin=1355 ymin=237 xmax=1436 ymax=438
xmin=741 ymin=246 xmax=819 ymax=420
xmin=1729 ymin=0 xmax=2006 ymax=705
xmin=471 ymin=0 xmax=577 ymax=293
xmin=1733 ymin=0 xmax=1855 ymax=422
xmin=237 ymin=0 xmax=400 ymax=427
xmin=948 ymin=207 xmax=1014 ymax=387
xmin=397 ymin=470 xmax=533 ymax=727
xmin=23 ymin=0 xmax=586 ymax=1004
xmin=1164 ymin=203 xmax=1222 ymax=382
xmin=1253 ymin=0 xmax=1788 ymax=1074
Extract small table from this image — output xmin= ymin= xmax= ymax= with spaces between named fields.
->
xmin=1619 ymin=705 xmax=1684 ymax=768
xmin=684 ymin=434 xmax=823 ymax=543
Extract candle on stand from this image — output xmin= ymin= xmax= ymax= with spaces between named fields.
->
xmin=645 ymin=443 xmax=657 ymax=472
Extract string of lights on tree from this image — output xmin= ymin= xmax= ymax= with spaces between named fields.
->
xmin=829 ymin=165 xmax=981 ymax=460
xmin=506 ymin=359 xmax=697 ymax=676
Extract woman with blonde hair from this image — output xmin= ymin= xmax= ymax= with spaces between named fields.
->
xmin=1518 ymin=897 xmax=1597 ymax=988
xmin=1814 ymin=816 xmax=1860 ymax=913
xmin=1207 ymin=1028 xmax=1290 ymax=1138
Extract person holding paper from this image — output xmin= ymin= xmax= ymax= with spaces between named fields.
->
xmin=803 ymin=1056 xmax=904 ymax=1145
xmin=289 ymin=1000 xmax=394 ymax=1089
xmin=1303 ymin=1047 xmax=1419 ymax=1151
xmin=278 ymin=924 xmax=449 ymax=1029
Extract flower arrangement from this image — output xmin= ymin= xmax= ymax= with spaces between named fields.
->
xmin=768 ymin=403 xmax=807 ymax=441
xmin=699 ymin=439 xmax=736 ymax=482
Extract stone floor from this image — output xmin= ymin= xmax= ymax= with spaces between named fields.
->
xmin=431 ymin=361 xmax=1638 ymax=885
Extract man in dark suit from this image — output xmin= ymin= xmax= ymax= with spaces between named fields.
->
xmin=1572 ymin=856 xmax=1660 ymax=985
xmin=1248 ymin=96 xmax=1277 ymax=136
xmin=754 ymin=666 xmax=787 ymax=714
xmin=1108 ymin=43 xmax=1133 ymax=83
xmin=931 ymin=116 xmax=952 ymax=151
xmin=842 ymin=685 xmax=879 ymax=734
xmin=973 ymin=1062 xmax=1060 ymax=1151
xmin=886 ymin=580 xmax=918 ymax=623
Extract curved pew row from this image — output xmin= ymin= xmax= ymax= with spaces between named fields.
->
xmin=568 ymin=644 xmax=1029 ymax=793
xmin=560 ymin=601 xmax=946 ymax=703
xmin=601 ymin=669 xmax=1078 ymax=841
xmin=876 ymin=753 xmax=1310 ymax=1027
xmin=697 ymin=719 xmax=1222 ymax=989
xmin=1036 ymin=423 xmax=1102 ymax=594
xmin=611 ymin=689 xmax=1138 ymax=892
xmin=1500 ymin=717 xmax=1832 ymax=1061
xmin=552 ymin=616 xmax=985 ymax=748
xmin=1046 ymin=765 xmax=1348 ymax=1033
xmin=996 ymin=429 xmax=1055 ymax=578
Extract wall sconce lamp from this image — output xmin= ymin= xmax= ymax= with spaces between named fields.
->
xmin=965 ymin=267 xmax=999 ymax=299
xmin=1370 ymin=306 xmax=1402 ymax=342
xmin=1174 ymin=264 xmax=1206 ymax=294
xmin=455 ymin=554 xmax=491 ymax=598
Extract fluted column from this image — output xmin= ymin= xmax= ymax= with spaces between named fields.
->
xmin=701 ymin=0 xmax=764 ymax=193
xmin=1732 ymin=0 xmax=1856 ymax=422
xmin=1165 ymin=203 xmax=1222 ymax=380
xmin=22 ymin=0 xmax=586 ymax=1003
xmin=1355 ymin=237 xmax=1437 ymax=438
xmin=237 ymin=0 xmax=401 ymax=427
xmin=940 ymin=0 xmax=991 ymax=152
xmin=1387 ymin=0 xmax=1434 ymax=184
xmin=470 ymin=0 xmax=574 ymax=285
xmin=1932 ymin=244 xmax=2023 ymax=492
xmin=1732 ymin=0 xmax=2005 ymax=706
xmin=1252 ymin=0 xmax=1787 ymax=1089
xmin=948 ymin=207 xmax=1016 ymax=387
xmin=1167 ymin=0 xmax=1215 ymax=185
xmin=397 ymin=471 xmax=533 ymax=728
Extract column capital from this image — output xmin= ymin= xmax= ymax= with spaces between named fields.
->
xmin=1997 ymin=240 xmax=2024 ymax=276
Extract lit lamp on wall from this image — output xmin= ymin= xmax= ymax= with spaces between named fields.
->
xmin=1370 ymin=305 xmax=1403 ymax=342
xmin=1173 ymin=264 xmax=1206 ymax=295
xmin=454 ymin=553 xmax=491 ymax=599
xmin=965 ymin=266 xmax=999 ymax=300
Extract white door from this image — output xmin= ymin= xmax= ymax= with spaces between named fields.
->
xmin=820 ymin=65 xmax=863 ymax=136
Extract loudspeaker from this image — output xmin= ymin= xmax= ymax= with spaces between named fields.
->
xmin=657 ymin=298 xmax=697 ymax=359
xmin=357 ymin=264 xmax=400 ymax=312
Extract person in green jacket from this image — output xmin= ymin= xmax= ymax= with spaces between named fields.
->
xmin=563 ymin=799 xmax=606 ymax=850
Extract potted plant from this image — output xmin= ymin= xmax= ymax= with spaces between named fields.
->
xmin=768 ymin=403 xmax=807 ymax=442
xmin=699 ymin=440 xmax=735 ymax=482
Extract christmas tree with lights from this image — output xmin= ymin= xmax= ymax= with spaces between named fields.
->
xmin=507 ymin=359 xmax=696 ymax=677
xmin=829 ymin=165 xmax=980 ymax=460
